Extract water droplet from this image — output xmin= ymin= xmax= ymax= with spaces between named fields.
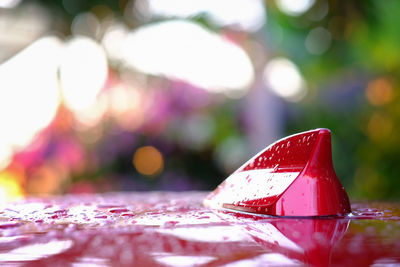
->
xmin=109 ymin=208 xmax=129 ymax=214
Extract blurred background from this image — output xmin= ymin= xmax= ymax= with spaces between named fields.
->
xmin=0 ymin=0 xmax=399 ymax=202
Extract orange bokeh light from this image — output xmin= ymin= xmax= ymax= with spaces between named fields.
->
xmin=366 ymin=78 xmax=394 ymax=106
xmin=133 ymin=146 xmax=164 ymax=176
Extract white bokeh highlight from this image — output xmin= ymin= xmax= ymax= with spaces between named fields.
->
xmin=123 ymin=20 xmax=254 ymax=95
xmin=275 ymin=0 xmax=315 ymax=16
xmin=59 ymin=36 xmax=108 ymax=112
xmin=263 ymin=58 xmax=307 ymax=102
xmin=0 ymin=36 xmax=62 ymax=170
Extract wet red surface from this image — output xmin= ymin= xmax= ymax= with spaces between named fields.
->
xmin=205 ymin=129 xmax=351 ymax=216
xmin=0 ymin=192 xmax=399 ymax=266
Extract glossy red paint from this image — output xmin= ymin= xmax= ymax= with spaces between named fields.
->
xmin=243 ymin=217 xmax=349 ymax=267
xmin=0 ymin=193 xmax=399 ymax=266
xmin=205 ymin=128 xmax=351 ymax=216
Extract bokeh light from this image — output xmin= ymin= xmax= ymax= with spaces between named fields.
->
xmin=214 ymin=136 xmax=250 ymax=173
xmin=123 ymin=20 xmax=254 ymax=95
xmin=26 ymin=166 xmax=60 ymax=195
xmin=136 ymin=0 xmax=266 ymax=32
xmin=133 ymin=146 xmax=164 ymax=176
xmin=275 ymin=0 xmax=315 ymax=16
xmin=59 ymin=36 xmax=108 ymax=112
xmin=0 ymin=36 xmax=61 ymax=170
xmin=366 ymin=78 xmax=394 ymax=106
xmin=108 ymin=84 xmax=144 ymax=131
xmin=70 ymin=12 xmax=101 ymax=38
xmin=0 ymin=0 xmax=21 ymax=9
xmin=0 ymin=171 xmax=24 ymax=202
xmin=73 ymin=92 xmax=109 ymax=129
xmin=102 ymin=23 xmax=129 ymax=62
xmin=305 ymin=27 xmax=332 ymax=55
xmin=178 ymin=114 xmax=216 ymax=150
xmin=263 ymin=58 xmax=307 ymax=102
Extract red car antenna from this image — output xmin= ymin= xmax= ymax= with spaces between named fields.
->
xmin=205 ymin=128 xmax=351 ymax=216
